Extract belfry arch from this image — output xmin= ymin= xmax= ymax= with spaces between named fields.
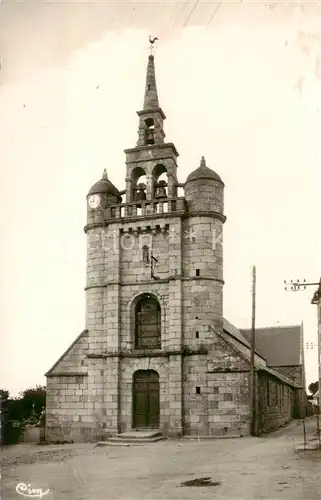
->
xmin=130 ymin=166 xmax=147 ymax=205
xmin=151 ymin=164 xmax=168 ymax=200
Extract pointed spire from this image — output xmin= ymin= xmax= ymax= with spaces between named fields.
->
xmin=200 ymin=156 xmax=206 ymax=168
xmin=102 ymin=169 xmax=108 ymax=180
xmin=143 ymin=55 xmax=159 ymax=110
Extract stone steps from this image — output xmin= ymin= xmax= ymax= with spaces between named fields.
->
xmin=96 ymin=430 xmax=166 ymax=446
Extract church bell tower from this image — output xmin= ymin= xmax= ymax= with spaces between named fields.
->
xmin=124 ymin=54 xmax=179 ymax=204
xmin=84 ymin=44 xmax=226 ymax=438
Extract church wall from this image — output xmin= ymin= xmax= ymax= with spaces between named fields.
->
xmin=120 ymin=284 xmax=169 ymax=349
xmin=86 ymin=227 xmax=108 ymax=353
xmin=45 ymin=331 xmax=92 ymax=442
xmin=181 ymin=214 xmax=223 ymax=346
xmin=182 ymin=217 xmax=223 ymax=280
xmin=182 ymin=280 xmax=222 ymax=347
xmin=120 ymin=228 xmax=170 ymax=283
xmin=257 ymin=373 xmax=295 ymax=434
xmin=118 ymin=356 xmax=182 ymax=437
xmin=46 ymin=374 xmax=91 ymax=442
xmin=184 ymin=178 xmax=224 ymax=214
xmin=266 ymin=365 xmax=306 ymax=418
xmin=183 ymin=353 xmax=250 ymax=437
xmin=273 ymin=365 xmax=307 ymax=418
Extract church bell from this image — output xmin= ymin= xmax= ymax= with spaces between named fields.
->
xmin=155 ymin=180 xmax=167 ymax=199
xmin=136 ymin=183 xmax=147 ymax=207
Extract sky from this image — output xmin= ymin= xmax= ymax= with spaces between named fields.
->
xmin=1 ymin=0 xmax=320 ymax=397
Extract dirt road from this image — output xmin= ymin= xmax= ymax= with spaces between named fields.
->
xmin=1 ymin=416 xmax=321 ymax=500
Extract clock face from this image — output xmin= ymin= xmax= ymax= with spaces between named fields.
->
xmin=88 ymin=194 xmax=101 ymax=209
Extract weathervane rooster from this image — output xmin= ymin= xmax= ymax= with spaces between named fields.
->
xmin=149 ymin=35 xmax=159 ymax=54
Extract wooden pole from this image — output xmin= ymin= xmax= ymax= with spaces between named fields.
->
xmin=317 ymin=294 xmax=321 ymax=412
xmin=250 ymin=266 xmax=256 ymax=436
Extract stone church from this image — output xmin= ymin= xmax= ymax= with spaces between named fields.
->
xmin=45 ymin=52 xmax=304 ymax=442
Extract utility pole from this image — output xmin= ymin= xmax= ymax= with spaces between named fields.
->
xmin=311 ymin=279 xmax=321 ymax=410
xmin=284 ymin=278 xmax=321 ymax=410
xmin=250 ymin=265 xmax=256 ymax=436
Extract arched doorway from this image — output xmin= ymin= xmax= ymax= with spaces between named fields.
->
xmin=132 ymin=370 xmax=160 ymax=429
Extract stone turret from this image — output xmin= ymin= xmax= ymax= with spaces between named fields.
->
xmin=184 ymin=156 xmax=224 ymax=214
xmin=183 ymin=156 xmax=226 ymax=341
xmin=87 ymin=169 xmax=122 ymax=208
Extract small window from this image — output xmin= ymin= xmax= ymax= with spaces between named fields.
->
xmin=196 ymin=332 xmax=199 ymax=339
xmin=267 ymin=381 xmax=270 ymax=406
xmin=196 ymin=269 xmax=200 ymax=277
xmin=196 ymin=387 xmax=201 ymax=394
xmin=142 ymin=245 xmax=150 ymax=264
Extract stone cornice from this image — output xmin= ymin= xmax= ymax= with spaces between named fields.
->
xmin=184 ymin=211 xmax=226 ymax=223
xmin=46 ymin=372 xmax=88 ymax=378
xmin=124 ymin=155 xmax=178 ymax=165
xmin=84 ymin=211 xmax=185 ymax=233
xmin=86 ymin=347 xmax=208 ymax=359
xmin=206 ymin=369 xmax=250 ymax=373
xmin=136 ymin=107 xmax=166 ymax=119
xmin=124 ymin=142 xmax=179 ymax=157
xmin=84 ymin=211 xmax=227 ymax=233
xmin=84 ymin=276 xmax=224 ymax=291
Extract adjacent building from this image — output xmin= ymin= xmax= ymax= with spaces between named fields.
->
xmin=45 ymin=52 xmax=303 ymax=442
xmin=241 ymin=324 xmax=307 ymax=418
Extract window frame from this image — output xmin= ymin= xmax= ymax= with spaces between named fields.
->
xmin=134 ymin=295 xmax=161 ymax=349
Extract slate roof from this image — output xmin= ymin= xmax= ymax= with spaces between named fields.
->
xmin=223 ymin=318 xmax=265 ymax=361
xmin=240 ymin=325 xmax=301 ymax=367
xmin=219 ymin=320 xmax=301 ymax=388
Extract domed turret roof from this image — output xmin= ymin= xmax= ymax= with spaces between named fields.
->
xmin=88 ymin=169 xmax=120 ymax=197
xmin=185 ymin=156 xmax=223 ymax=184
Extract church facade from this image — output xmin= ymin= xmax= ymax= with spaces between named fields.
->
xmin=45 ymin=53 xmax=302 ymax=442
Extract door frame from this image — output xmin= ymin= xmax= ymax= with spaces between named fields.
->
xmin=132 ymin=369 xmax=160 ymax=429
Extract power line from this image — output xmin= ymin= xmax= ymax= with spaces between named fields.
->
xmin=183 ymin=0 xmax=200 ymax=27
xmin=172 ymin=1 xmax=189 ymax=28
xmin=206 ymin=0 xmax=224 ymax=28
xmin=284 ymin=277 xmax=321 ymax=413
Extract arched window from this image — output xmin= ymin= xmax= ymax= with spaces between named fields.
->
xmin=142 ymin=245 xmax=150 ymax=264
xmin=144 ymin=118 xmax=155 ymax=145
xmin=135 ymin=295 xmax=161 ymax=349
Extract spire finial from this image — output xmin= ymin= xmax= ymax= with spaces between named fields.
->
xmin=149 ymin=35 xmax=159 ymax=55
xmin=144 ymin=39 xmax=160 ymax=109
xmin=102 ymin=169 xmax=108 ymax=180
xmin=200 ymin=156 xmax=206 ymax=168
